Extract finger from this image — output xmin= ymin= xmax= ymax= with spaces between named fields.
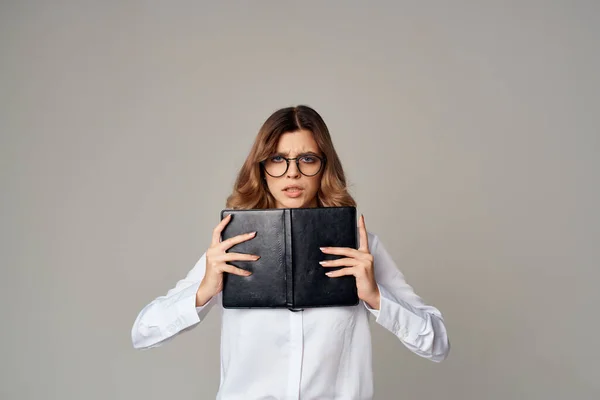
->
xmin=219 ymin=252 xmax=260 ymax=262
xmin=221 ymin=264 xmax=252 ymax=276
xmin=319 ymin=257 xmax=359 ymax=268
xmin=358 ymin=214 xmax=369 ymax=252
xmin=320 ymin=246 xmax=361 ymax=258
xmin=325 ymin=267 xmax=356 ymax=278
xmin=220 ymin=231 xmax=257 ymax=251
xmin=212 ymin=214 xmax=232 ymax=246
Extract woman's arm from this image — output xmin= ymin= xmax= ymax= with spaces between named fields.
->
xmin=365 ymin=232 xmax=450 ymax=362
xmin=131 ymin=252 xmax=218 ymax=349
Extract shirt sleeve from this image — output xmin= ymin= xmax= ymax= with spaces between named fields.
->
xmin=131 ymin=251 xmax=218 ymax=349
xmin=363 ymin=233 xmax=450 ymax=362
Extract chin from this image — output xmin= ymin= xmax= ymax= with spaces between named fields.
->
xmin=280 ymin=199 xmax=304 ymax=208
xmin=276 ymin=196 xmax=313 ymax=209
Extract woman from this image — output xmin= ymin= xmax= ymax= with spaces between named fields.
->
xmin=131 ymin=105 xmax=450 ymax=400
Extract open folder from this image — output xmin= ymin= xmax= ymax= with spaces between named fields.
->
xmin=220 ymin=206 xmax=359 ymax=310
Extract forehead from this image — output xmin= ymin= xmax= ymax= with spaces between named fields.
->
xmin=275 ymin=129 xmax=319 ymax=154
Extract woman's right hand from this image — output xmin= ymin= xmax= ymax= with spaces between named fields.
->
xmin=196 ymin=214 xmax=259 ymax=307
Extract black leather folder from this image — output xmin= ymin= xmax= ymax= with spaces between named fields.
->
xmin=220 ymin=206 xmax=359 ymax=310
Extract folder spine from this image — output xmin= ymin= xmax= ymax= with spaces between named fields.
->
xmin=284 ymin=209 xmax=294 ymax=309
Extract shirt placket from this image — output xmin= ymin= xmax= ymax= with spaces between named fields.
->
xmin=286 ymin=310 xmax=304 ymax=399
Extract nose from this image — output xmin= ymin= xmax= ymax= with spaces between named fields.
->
xmin=287 ymin=160 xmax=301 ymax=178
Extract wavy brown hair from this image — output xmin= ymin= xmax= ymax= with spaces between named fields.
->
xmin=226 ymin=105 xmax=356 ymax=209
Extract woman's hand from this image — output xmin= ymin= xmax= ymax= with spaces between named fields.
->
xmin=196 ymin=214 xmax=260 ymax=307
xmin=319 ymin=214 xmax=381 ymax=310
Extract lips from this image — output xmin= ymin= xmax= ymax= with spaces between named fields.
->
xmin=283 ymin=186 xmax=303 ymax=192
xmin=283 ymin=185 xmax=304 ymax=198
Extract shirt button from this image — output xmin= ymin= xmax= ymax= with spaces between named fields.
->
xmin=138 ymin=322 xmax=149 ymax=336
xmin=165 ymin=323 xmax=177 ymax=335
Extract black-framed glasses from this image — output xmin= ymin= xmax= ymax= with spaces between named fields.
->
xmin=260 ymin=154 xmax=326 ymax=177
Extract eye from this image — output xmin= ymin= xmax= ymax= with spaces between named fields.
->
xmin=270 ymin=155 xmax=284 ymax=163
xmin=300 ymin=156 xmax=316 ymax=163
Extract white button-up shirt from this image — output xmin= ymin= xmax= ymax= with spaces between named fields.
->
xmin=131 ymin=232 xmax=450 ymax=399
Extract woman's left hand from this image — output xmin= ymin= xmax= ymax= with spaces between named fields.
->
xmin=320 ymin=214 xmax=381 ymax=310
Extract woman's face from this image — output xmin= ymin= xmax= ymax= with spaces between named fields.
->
xmin=264 ymin=129 xmax=324 ymax=209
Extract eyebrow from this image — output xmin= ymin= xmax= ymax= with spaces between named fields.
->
xmin=275 ymin=150 xmax=320 ymax=156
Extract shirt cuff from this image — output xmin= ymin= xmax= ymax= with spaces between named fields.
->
xmin=366 ymin=285 xmax=432 ymax=346
xmin=363 ymin=295 xmax=381 ymax=318
xmin=162 ymin=281 xmax=205 ymax=337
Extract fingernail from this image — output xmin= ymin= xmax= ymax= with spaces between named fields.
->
xmin=249 ymin=231 xmax=256 ymax=236
xmin=320 ymin=247 xmax=326 ymax=251
xmin=319 ymin=261 xmax=327 ymax=265
xmin=326 ymin=272 xmax=334 ymax=277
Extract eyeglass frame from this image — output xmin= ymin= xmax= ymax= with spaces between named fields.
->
xmin=260 ymin=154 xmax=327 ymax=177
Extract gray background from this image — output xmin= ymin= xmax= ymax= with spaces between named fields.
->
xmin=2 ymin=1 xmax=599 ymax=399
